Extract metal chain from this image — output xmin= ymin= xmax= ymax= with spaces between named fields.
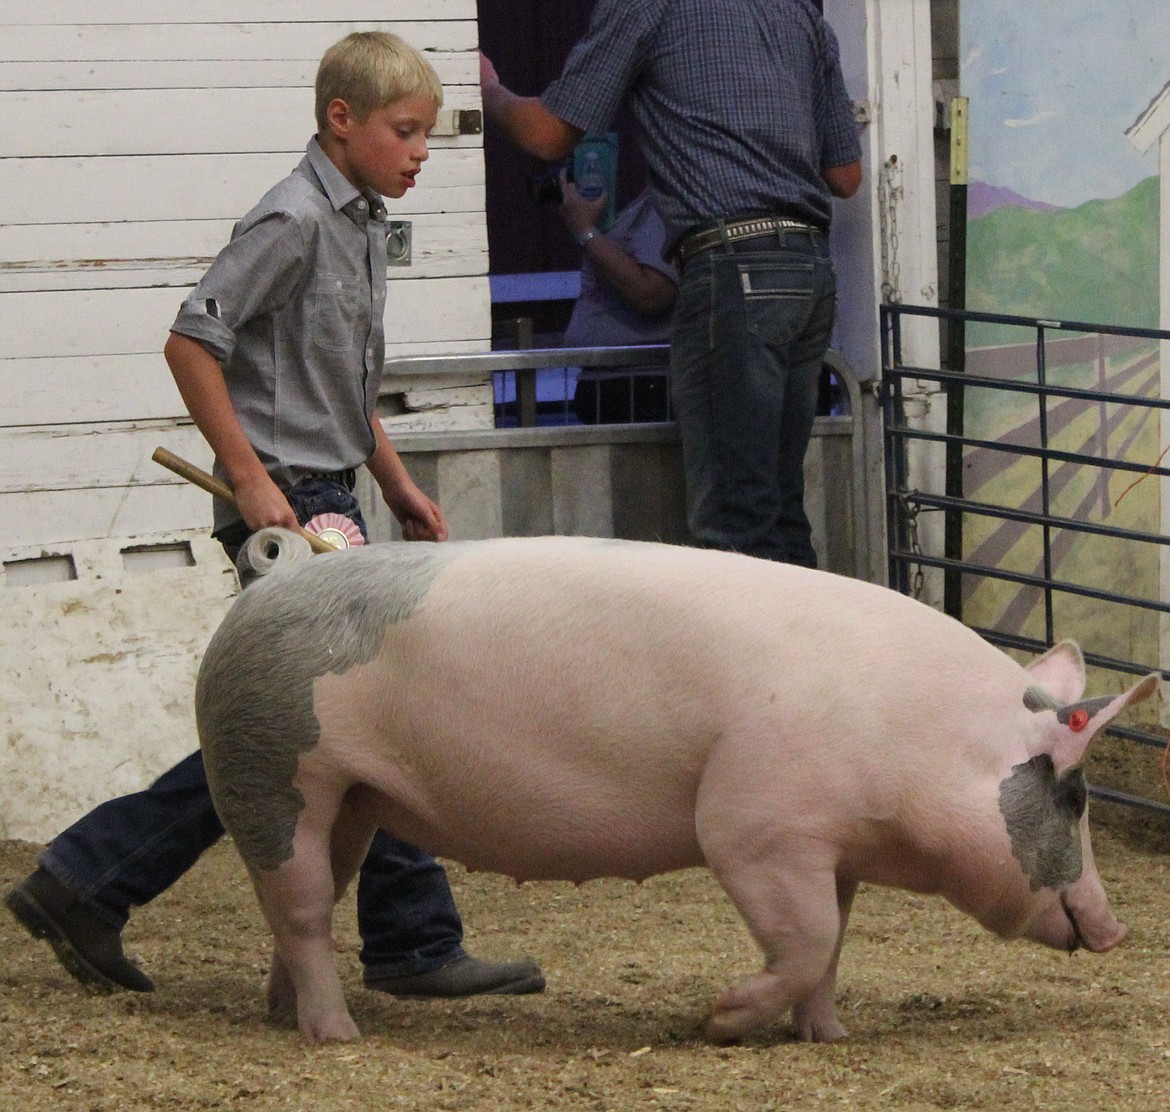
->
xmin=878 ymin=154 xmax=903 ymax=304
xmin=904 ymin=496 xmax=925 ymax=600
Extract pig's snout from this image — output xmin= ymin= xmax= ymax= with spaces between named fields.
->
xmin=1022 ymin=888 xmax=1126 ymax=954
xmin=1028 ymin=893 xmax=1126 ymax=955
xmin=1062 ymin=894 xmax=1127 ymax=954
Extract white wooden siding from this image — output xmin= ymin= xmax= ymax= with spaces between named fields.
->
xmin=1 ymin=1 xmax=489 ymax=552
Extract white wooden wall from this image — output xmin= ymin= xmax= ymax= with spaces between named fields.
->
xmin=0 ymin=1 xmax=490 ymax=555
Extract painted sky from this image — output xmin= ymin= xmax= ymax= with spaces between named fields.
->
xmin=962 ymin=0 xmax=1170 ymax=208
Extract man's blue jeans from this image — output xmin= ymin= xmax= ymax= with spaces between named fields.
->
xmin=40 ymin=477 xmax=464 ymax=978
xmin=670 ymin=228 xmax=837 ymax=566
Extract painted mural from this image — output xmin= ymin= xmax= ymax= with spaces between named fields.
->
xmin=959 ymin=0 xmax=1167 ymax=675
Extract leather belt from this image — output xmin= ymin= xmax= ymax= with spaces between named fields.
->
xmin=298 ymin=468 xmax=357 ymax=491
xmin=674 ymin=215 xmax=821 ymax=268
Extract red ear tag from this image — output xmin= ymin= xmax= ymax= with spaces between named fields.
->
xmin=1068 ymin=708 xmax=1090 ymax=732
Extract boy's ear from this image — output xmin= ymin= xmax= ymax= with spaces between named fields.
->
xmin=323 ymin=97 xmax=355 ymax=139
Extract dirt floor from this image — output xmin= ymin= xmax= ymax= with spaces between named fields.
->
xmin=3 ymin=804 xmax=1170 ymax=1112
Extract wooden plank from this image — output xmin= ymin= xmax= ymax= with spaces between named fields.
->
xmin=0 ymin=212 xmax=489 ymax=283
xmin=0 ymin=421 xmax=211 ymax=495
xmin=1 ymin=334 xmax=491 ymax=428
xmin=0 ymin=378 xmax=493 ymax=499
xmin=0 ymin=1 xmax=478 ymax=24
xmin=0 ymin=23 xmax=477 ymax=63
xmin=2 ymin=148 xmax=485 ymax=225
xmin=0 ymin=86 xmax=483 ymax=158
xmin=1 ymin=54 xmax=478 ymax=92
xmin=1 ymin=483 xmax=213 ymax=547
xmin=0 ymin=275 xmax=489 ymax=360
xmin=3 ymin=355 xmax=183 ymax=426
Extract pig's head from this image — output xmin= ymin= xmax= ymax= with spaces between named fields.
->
xmin=984 ymin=641 xmax=1158 ymax=955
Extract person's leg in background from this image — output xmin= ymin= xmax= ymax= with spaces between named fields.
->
xmin=670 ymin=233 xmax=836 ymax=565
xmin=7 ymin=480 xmax=543 ymax=997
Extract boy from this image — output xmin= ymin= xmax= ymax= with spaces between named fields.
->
xmin=7 ymin=32 xmax=544 ymax=1004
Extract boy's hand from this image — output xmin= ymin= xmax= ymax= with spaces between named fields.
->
xmin=233 ymin=472 xmax=300 ymax=533
xmin=388 ymin=484 xmax=449 ymax=543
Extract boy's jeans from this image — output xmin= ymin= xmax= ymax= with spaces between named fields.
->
xmin=40 ymin=477 xmax=465 ymax=978
xmin=670 ymin=228 xmax=837 ymax=567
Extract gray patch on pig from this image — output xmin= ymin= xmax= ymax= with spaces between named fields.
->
xmin=998 ymin=755 xmax=1086 ymax=891
xmin=197 ymin=541 xmax=457 ymax=872
xmin=1023 ymin=688 xmax=1114 ymax=723
xmin=1055 ymin=694 xmax=1113 ymax=724
xmin=1023 ymin=686 xmax=1060 ymax=713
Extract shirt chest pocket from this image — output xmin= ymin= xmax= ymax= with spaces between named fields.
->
xmin=313 ymin=272 xmax=363 ymax=352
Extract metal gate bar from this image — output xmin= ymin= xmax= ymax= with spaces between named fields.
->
xmin=882 ymin=302 xmax=1170 ymax=815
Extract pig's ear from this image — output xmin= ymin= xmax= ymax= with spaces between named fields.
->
xmin=1024 ymin=641 xmax=1086 ymax=705
xmin=1038 ymin=673 xmax=1160 ymax=775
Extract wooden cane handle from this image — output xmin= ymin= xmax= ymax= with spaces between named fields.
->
xmin=151 ymin=446 xmax=340 ymax=555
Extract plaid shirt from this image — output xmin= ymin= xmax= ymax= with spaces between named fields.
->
xmin=541 ymin=0 xmax=861 ymax=252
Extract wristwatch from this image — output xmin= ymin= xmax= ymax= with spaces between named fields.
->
xmin=575 ymin=227 xmax=600 ymax=248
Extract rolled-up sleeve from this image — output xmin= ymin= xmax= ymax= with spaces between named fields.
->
xmin=171 ymin=212 xmax=307 ymax=365
xmin=540 ymin=1 xmax=650 ymax=133
xmin=816 ymin=23 xmax=863 ymax=169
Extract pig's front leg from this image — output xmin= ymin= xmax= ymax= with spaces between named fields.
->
xmin=704 ymin=848 xmax=847 ymax=1043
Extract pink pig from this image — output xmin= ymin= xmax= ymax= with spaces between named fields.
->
xmin=197 ymin=533 xmax=1158 ymax=1043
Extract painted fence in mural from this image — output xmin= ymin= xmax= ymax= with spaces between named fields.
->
xmin=961 ymin=333 xmax=1161 ymax=649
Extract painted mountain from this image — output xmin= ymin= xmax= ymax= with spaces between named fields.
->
xmin=964 ymin=176 xmax=1159 ymax=347
xmin=967 ymin=180 xmax=1063 ymax=219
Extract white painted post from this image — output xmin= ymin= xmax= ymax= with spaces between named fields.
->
xmin=1126 ymin=89 xmax=1170 ymax=709
xmin=826 ymin=0 xmax=942 ymax=602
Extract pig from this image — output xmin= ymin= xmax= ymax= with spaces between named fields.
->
xmin=195 ymin=531 xmax=1158 ymax=1044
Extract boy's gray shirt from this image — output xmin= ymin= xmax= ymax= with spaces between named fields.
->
xmin=171 ymin=137 xmax=390 ymax=530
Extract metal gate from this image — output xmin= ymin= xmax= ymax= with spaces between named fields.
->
xmin=882 ymin=302 xmax=1170 ymax=815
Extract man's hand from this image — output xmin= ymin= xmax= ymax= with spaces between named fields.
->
xmin=478 ymin=52 xmax=582 ymax=162
xmin=479 ymin=51 xmax=501 ymax=91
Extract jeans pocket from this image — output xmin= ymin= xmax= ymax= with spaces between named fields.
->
xmin=313 ymin=272 xmax=362 ymax=352
xmin=738 ymin=260 xmax=816 ymax=348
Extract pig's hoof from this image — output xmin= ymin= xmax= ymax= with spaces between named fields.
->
xmin=705 ymin=1000 xmax=763 ymax=1043
xmin=792 ymin=1007 xmax=848 ymax=1043
xmin=706 ymin=978 xmax=785 ymax=1042
xmin=302 ymin=1014 xmax=362 ymax=1043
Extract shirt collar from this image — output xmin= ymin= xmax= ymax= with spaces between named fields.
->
xmin=304 ymin=136 xmax=387 ymax=228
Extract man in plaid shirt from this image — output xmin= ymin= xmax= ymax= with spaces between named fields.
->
xmin=482 ymin=0 xmax=862 ymax=566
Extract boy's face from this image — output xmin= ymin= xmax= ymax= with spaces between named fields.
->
xmin=326 ymin=94 xmax=439 ymax=199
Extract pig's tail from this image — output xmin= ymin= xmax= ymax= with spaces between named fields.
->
xmin=235 ymin=526 xmax=313 ymax=587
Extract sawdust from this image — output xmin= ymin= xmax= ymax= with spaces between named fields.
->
xmin=2 ymin=809 xmax=1170 ymax=1111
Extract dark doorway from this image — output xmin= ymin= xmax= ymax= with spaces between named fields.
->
xmin=476 ymin=0 xmax=647 ymax=280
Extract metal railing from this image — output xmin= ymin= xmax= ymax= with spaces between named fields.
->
xmin=882 ymin=302 xmax=1170 ymax=815
xmin=384 ymin=344 xmax=671 ymax=428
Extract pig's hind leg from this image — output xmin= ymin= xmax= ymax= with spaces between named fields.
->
xmin=253 ymin=776 xmax=373 ymax=1042
xmin=701 ymin=833 xmax=851 ymax=1044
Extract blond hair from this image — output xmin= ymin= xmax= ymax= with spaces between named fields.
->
xmin=315 ymin=31 xmax=443 ymax=130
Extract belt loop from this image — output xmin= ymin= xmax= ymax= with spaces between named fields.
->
xmin=715 ymin=219 xmax=733 ymax=255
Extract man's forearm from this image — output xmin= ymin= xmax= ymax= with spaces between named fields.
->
xmin=480 ymin=82 xmax=581 ymax=162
